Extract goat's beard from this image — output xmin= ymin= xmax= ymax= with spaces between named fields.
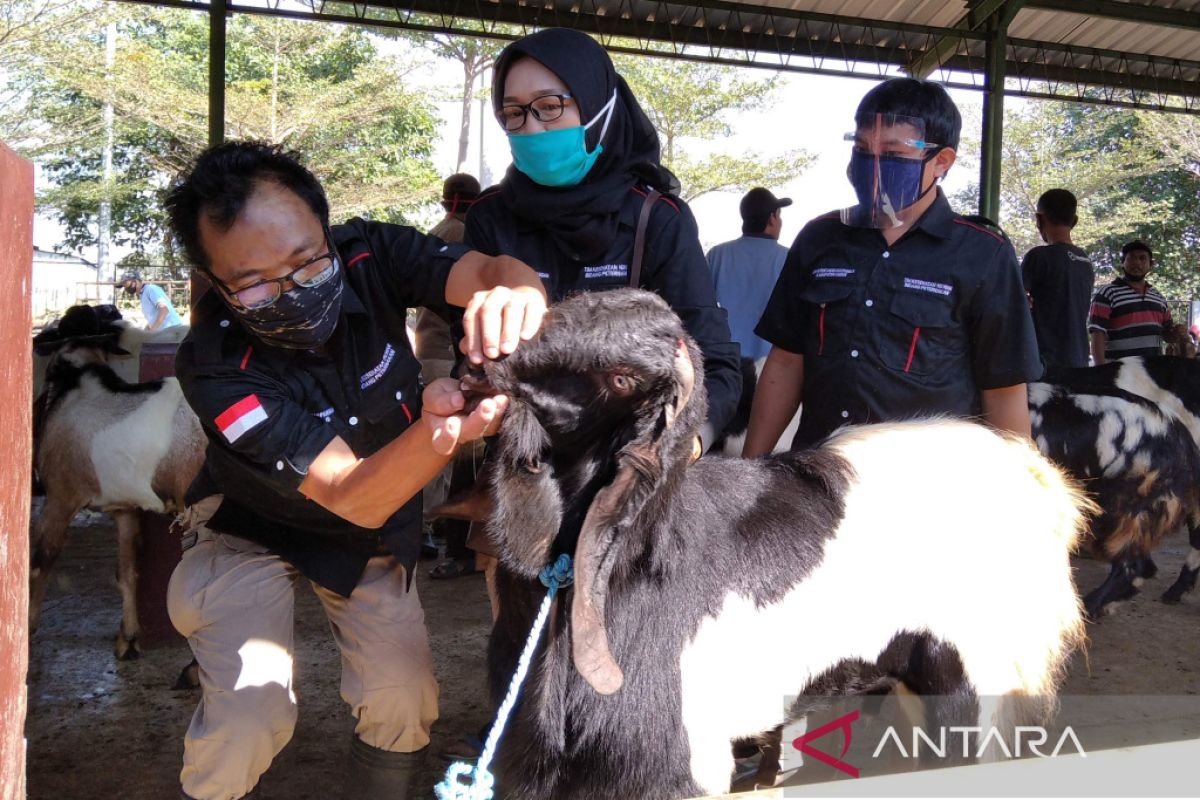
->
xmin=488 ymin=460 xmax=564 ymax=579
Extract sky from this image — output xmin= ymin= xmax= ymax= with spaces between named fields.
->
xmin=32 ymin=28 xmax=1002 ymax=263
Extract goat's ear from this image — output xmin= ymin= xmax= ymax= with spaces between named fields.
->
xmin=570 ymin=453 xmax=639 ymax=695
xmin=571 ymin=342 xmax=697 ymax=695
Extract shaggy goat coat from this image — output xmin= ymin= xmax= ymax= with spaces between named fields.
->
xmin=31 ymin=308 xmax=205 ymax=659
xmin=1030 ymin=356 xmax=1200 ymax=616
xmin=470 ymin=289 xmax=1088 ymax=800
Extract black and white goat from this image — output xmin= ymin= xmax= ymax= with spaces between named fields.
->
xmin=31 ymin=305 xmax=204 ymax=659
xmin=1031 ymin=356 xmax=1200 ymax=619
xmin=460 ymin=289 xmax=1088 ymax=800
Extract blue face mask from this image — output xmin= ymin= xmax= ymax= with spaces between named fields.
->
xmin=847 ymin=149 xmax=940 ymax=227
xmin=508 ymin=90 xmax=617 ymax=187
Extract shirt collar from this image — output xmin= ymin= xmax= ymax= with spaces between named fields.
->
xmin=341 ymin=280 xmax=367 ymax=316
xmin=911 ymin=189 xmax=955 ymax=240
xmin=742 ymin=232 xmax=777 ymax=241
xmin=1114 ymin=276 xmax=1155 ymax=292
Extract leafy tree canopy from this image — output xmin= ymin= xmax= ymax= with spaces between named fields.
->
xmin=955 ymin=99 xmax=1200 ymax=300
xmin=3 ymin=1 xmax=441 ymax=264
xmin=614 ymin=53 xmax=812 ymax=201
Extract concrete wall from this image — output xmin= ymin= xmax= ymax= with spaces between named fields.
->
xmin=0 ymin=141 xmax=33 ymax=798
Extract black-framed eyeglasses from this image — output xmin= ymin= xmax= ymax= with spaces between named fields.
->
xmin=498 ymin=94 xmax=574 ymax=132
xmin=209 ymin=236 xmax=340 ymax=311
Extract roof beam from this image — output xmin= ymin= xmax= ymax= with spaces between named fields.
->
xmin=908 ymin=0 xmax=1020 ymax=79
xmin=1025 ymin=0 xmax=1200 ymax=31
xmin=103 ymin=0 xmax=1200 ymax=114
xmin=943 ymin=53 xmax=1199 ymax=100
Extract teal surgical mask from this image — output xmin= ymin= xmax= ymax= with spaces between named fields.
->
xmin=508 ymin=90 xmax=617 ymax=187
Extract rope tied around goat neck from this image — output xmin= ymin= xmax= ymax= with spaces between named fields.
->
xmin=434 ymin=553 xmax=575 ymax=800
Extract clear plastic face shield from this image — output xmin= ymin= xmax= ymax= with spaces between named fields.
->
xmin=841 ymin=114 xmax=943 ymax=229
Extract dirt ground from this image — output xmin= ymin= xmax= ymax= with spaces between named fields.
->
xmin=23 ymin=515 xmax=1200 ymax=799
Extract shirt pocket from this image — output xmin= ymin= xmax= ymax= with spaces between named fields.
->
xmin=879 ymin=291 xmax=960 ymax=376
xmin=356 ymin=357 xmax=422 ymax=453
xmin=798 ymin=280 xmax=856 ymax=356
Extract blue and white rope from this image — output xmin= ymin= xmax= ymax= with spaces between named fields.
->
xmin=435 ymin=554 xmax=574 ymax=800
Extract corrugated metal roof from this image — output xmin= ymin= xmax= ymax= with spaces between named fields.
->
xmin=208 ymin=0 xmax=1200 ymax=112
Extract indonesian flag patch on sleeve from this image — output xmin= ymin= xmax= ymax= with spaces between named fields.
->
xmin=215 ymin=394 xmax=268 ymax=444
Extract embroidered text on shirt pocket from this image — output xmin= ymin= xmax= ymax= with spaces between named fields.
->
xmin=881 ymin=291 xmax=959 ymax=376
xmin=798 ymin=281 xmax=855 ymax=356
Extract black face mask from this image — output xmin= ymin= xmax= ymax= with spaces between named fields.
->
xmin=229 ymin=264 xmax=345 ymax=350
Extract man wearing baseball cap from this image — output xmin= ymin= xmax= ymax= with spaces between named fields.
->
xmin=116 ymin=269 xmax=185 ymax=330
xmin=707 ymin=187 xmax=793 ymax=363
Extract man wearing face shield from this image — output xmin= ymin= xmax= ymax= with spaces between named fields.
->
xmin=744 ymin=79 xmax=1041 ymax=457
xmin=162 ymin=141 xmax=545 ymax=800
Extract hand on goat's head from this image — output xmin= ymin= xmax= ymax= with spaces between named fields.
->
xmin=484 ymin=289 xmax=707 ymax=695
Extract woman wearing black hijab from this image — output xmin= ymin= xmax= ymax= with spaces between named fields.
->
xmin=465 ymin=28 xmax=741 ymax=449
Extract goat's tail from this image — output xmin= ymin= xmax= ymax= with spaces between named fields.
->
xmin=986 ymin=436 xmax=1092 ymax=733
xmin=1013 ymin=432 xmax=1097 ymax=553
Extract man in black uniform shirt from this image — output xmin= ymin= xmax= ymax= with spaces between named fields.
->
xmin=1021 ymin=188 xmax=1095 ymax=372
xmin=163 ymin=141 xmax=546 ymax=800
xmin=744 ymin=79 xmax=1040 ymax=456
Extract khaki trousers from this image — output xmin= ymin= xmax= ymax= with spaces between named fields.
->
xmin=167 ymin=499 xmax=438 ymax=800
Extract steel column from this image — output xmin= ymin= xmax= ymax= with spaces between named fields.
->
xmin=979 ymin=9 xmax=1008 ymax=222
xmin=208 ymin=0 xmax=227 ymax=146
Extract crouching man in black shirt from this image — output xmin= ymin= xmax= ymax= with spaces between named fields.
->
xmin=163 ymin=141 xmax=546 ymax=800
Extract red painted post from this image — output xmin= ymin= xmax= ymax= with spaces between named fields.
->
xmin=134 ymin=344 xmax=186 ymax=648
xmin=0 ymin=141 xmax=33 ymax=799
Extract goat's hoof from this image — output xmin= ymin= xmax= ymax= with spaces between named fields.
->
xmin=115 ymin=634 xmax=141 ymax=661
xmin=1161 ymin=588 xmax=1186 ymax=604
xmin=173 ymin=659 xmax=200 ymax=690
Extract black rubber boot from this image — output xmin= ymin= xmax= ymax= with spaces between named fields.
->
xmin=342 ymin=736 xmax=425 ymax=800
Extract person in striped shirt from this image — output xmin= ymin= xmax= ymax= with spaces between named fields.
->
xmin=1088 ymin=240 xmax=1172 ymax=365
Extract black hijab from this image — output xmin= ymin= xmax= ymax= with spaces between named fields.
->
xmin=491 ymin=28 xmax=675 ymax=262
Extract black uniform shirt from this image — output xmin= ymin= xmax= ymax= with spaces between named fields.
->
xmin=1021 ymin=242 xmax=1095 ymax=371
xmin=176 ymin=219 xmax=470 ymax=597
xmin=756 ymin=192 xmax=1041 ymax=450
xmin=465 ymin=184 xmax=742 ymax=447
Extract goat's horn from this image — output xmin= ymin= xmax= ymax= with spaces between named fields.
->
xmin=669 ymin=339 xmax=695 ymax=428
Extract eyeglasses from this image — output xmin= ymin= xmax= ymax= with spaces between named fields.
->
xmin=211 ymin=243 xmax=340 ymax=311
xmin=499 ymin=94 xmax=574 ymax=132
xmin=843 ymin=132 xmax=941 ymax=158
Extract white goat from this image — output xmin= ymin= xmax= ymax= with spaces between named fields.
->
xmin=31 ymin=306 xmax=204 ymax=659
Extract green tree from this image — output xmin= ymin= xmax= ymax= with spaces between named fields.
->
xmin=5 ymin=5 xmax=441 ymax=263
xmin=413 ymin=34 xmax=505 ymax=173
xmin=979 ymin=101 xmax=1200 ymax=299
xmin=614 ymin=54 xmax=811 ymax=201
xmin=0 ymin=0 xmax=112 ymax=151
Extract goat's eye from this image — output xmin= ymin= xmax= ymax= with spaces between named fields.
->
xmin=607 ymin=373 xmax=636 ymax=395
